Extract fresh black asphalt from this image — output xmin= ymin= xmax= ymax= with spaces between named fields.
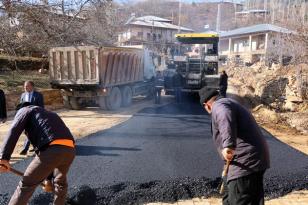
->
xmin=0 ymin=101 xmax=307 ymax=204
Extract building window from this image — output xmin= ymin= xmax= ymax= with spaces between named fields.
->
xmin=243 ymin=40 xmax=249 ymax=47
xmin=158 ymin=34 xmax=161 ymax=40
xmin=137 ymin=32 xmax=143 ymax=37
xmin=147 ymin=33 xmax=151 ymax=40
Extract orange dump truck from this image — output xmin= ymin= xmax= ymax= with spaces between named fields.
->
xmin=49 ymin=46 xmax=155 ymax=110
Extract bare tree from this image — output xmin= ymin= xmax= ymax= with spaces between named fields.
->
xmin=0 ymin=0 xmax=117 ymax=58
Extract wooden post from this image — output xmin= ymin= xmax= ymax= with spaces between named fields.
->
xmin=249 ymin=35 xmax=252 ymax=52
xmin=265 ymin=33 xmax=269 ymax=65
xmin=228 ymin=38 xmax=232 ymax=54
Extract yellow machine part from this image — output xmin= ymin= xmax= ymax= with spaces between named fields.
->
xmin=175 ymin=33 xmax=219 ymax=38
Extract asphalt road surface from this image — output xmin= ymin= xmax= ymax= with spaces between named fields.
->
xmin=0 ymin=100 xmax=307 ymax=204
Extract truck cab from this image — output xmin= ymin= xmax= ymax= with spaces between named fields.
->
xmin=164 ymin=33 xmax=220 ymax=94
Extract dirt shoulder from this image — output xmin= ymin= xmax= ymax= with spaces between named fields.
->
xmin=257 ymin=120 xmax=308 ymax=155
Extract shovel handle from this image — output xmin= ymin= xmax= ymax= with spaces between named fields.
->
xmin=0 ymin=164 xmax=23 ymax=176
xmin=9 ymin=167 xmax=24 ymax=177
xmin=1 ymin=165 xmax=46 ymax=188
xmin=219 ymin=160 xmax=231 ymax=194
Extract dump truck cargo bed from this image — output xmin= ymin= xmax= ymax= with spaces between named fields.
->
xmin=49 ymin=46 xmax=144 ymax=87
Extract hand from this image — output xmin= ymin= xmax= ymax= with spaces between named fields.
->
xmin=0 ymin=159 xmax=10 ymax=173
xmin=221 ymin=148 xmax=235 ymax=161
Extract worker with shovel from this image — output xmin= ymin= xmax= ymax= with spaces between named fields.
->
xmin=0 ymin=102 xmax=75 ymax=205
xmin=199 ymin=88 xmax=270 ymax=205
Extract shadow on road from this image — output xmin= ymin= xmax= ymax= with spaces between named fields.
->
xmin=75 ymin=145 xmax=142 ymax=156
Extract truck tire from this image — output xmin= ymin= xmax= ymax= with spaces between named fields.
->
xmin=105 ymin=87 xmax=122 ymax=110
xmin=121 ymin=86 xmax=133 ymax=107
xmin=98 ymin=96 xmax=107 ymax=110
xmin=63 ymin=96 xmax=72 ymax=109
xmin=69 ymin=97 xmax=82 ymax=110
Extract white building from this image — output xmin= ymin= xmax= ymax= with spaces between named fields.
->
xmin=118 ymin=15 xmax=194 ymax=48
xmin=219 ymin=24 xmax=294 ymax=65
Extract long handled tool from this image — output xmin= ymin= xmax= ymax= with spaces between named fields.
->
xmin=219 ymin=160 xmax=231 ymax=194
xmin=0 ymin=165 xmax=53 ymax=192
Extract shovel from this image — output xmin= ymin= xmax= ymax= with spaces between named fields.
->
xmin=0 ymin=165 xmax=53 ymax=192
xmin=219 ymin=160 xmax=231 ymax=194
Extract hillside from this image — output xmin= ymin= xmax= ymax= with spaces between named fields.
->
xmin=118 ymin=1 xmax=241 ymax=32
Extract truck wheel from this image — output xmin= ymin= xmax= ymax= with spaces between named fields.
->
xmin=98 ymin=96 xmax=107 ymax=110
xmin=63 ymin=96 xmax=72 ymax=109
xmin=121 ymin=86 xmax=133 ymax=107
xmin=69 ymin=97 xmax=82 ymax=110
xmin=106 ymin=87 xmax=122 ymax=110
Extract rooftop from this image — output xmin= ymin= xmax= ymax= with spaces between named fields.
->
xmin=135 ymin=16 xmax=172 ymax=23
xmin=236 ymin=9 xmax=269 ymax=15
xmin=126 ymin=15 xmax=193 ymax=32
xmin=220 ymin=24 xmax=292 ymax=38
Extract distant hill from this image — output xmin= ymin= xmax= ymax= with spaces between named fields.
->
xmin=118 ymin=1 xmax=243 ymax=32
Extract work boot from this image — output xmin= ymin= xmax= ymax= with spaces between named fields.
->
xmin=42 ymin=179 xmax=53 ymax=193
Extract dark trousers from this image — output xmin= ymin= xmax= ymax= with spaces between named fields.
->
xmin=220 ymin=86 xmax=227 ymax=98
xmin=9 ymin=145 xmax=75 ymax=205
xmin=154 ymin=87 xmax=162 ymax=104
xmin=223 ymin=171 xmax=265 ymax=205
xmin=174 ymin=87 xmax=182 ymax=103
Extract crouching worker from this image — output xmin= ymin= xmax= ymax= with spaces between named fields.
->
xmin=0 ymin=102 xmax=75 ymax=205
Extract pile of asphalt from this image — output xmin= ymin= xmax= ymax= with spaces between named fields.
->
xmin=28 ymin=170 xmax=307 ymax=205
xmin=0 ymin=194 xmax=9 ymax=205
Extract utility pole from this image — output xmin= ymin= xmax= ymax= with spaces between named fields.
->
xmin=178 ymin=0 xmax=182 ymax=33
xmin=216 ymin=1 xmax=222 ymax=32
xmin=271 ymin=0 xmax=275 ymax=24
xmin=234 ymin=1 xmax=237 ymax=28
xmin=264 ymin=0 xmax=268 ymax=22
xmin=287 ymin=0 xmax=291 ymax=21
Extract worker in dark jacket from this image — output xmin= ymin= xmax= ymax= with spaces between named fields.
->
xmin=199 ymin=88 xmax=270 ymax=205
xmin=19 ymin=81 xmax=44 ymax=155
xmin=173 ymin=70 xmax=183 ymax=103
xmin=219 ymin=70 xmax=228 ymax=97
xmin=0 ymin=89 xmax=7 ymax=123
xmin=0 ymin=102 xmax=75 ymax=205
